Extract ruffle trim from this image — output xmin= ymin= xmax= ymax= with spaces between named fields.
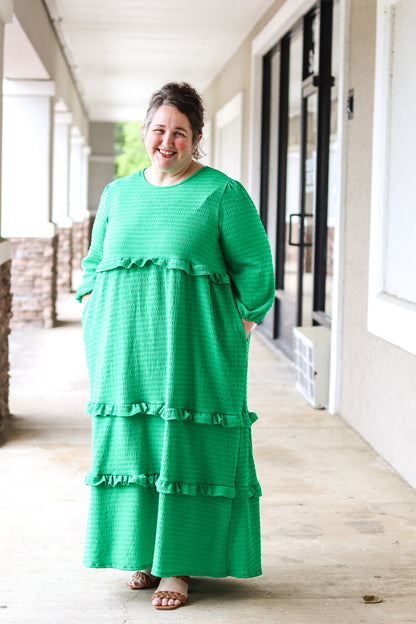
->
xmin=85 ymin=472 xmax=262 ymax=499
xmin=86 ymin=401 xmax=258 ymax=428
xmin=95 ymin=257 xmax=230 ymax=285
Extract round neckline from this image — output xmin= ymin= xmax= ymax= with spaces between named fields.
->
xmin=140 ymin=166 xmax=207 ymax=188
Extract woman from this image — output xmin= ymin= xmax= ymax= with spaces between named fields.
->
xmin=76 ymin=82 xmax=274 ymax=610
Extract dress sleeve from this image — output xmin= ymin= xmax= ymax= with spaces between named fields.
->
xmin=219 ymin=180 xmax=275 ymax=323
xmin=75 ymin=184 xmax=110 ymax=303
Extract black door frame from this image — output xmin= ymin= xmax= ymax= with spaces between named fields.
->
xmin=313 ymin=0 xmax=333 ymax=326
xmin=259 ymin=0 xmax=334 ymax=353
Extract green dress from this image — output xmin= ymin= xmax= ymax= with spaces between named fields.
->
xmin=76 ymin=166 xmax=274 ymax=578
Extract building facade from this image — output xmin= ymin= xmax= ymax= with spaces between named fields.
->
xmin=202 ymin=0 xmax=416 ymax=488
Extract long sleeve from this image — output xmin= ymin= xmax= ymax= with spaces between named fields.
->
xmin=75 ymin=184 xmax=110 ymax=302
xmin=219 ymin=180 xmax=275 ymax=323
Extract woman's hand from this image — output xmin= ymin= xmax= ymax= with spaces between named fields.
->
xmin=241 ymin=318 xmax=255 ymax=338
xmin=82 ymin=293 xmax=91 ymax=304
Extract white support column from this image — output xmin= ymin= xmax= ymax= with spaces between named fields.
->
xmin=69 ymin=127 xmax=90 ymax=275
xmin=2 ymin=79 xmax=58 ymax=327
xmin=69 ymin=126 xmax=86 ymax=223
xmin=53 ymin=108 xmax=73 ymax=292
xmin=80 ymin=143 xmax=91 ymax=258
xmin=81 ymin=143 xmax=91 ymax=219
xmin=53 ymin=109 xmax=73 ymax=228
xmin=0 ymin=1 xmax=12 ymax=239
xmin=2 ymin=79 xmax=56 ymax=238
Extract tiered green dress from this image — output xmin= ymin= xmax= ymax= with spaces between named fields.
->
xmin=76 ymin=166 xmax=274 ymax=578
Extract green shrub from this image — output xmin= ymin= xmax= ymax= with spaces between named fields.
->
xmin=114 ymin=122 xmax=151 ymax=178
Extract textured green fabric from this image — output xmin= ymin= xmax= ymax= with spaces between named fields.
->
xmin=77 ymin=166 xmax=274 ymax=577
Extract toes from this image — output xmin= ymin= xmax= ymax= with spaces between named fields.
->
xmin=129 ymin=580 xmax=143 ymax=588
xmin=152 ymin=597 xmax=182 ymax=608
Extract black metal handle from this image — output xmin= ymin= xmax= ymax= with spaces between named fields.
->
xmin=288 ymin=213 xmax=314 ymax=247
xmin=289 ymin=213 xmax=301 ymax=246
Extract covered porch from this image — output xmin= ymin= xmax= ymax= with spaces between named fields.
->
xmin=1 ymin=0 xmax=416 ymax=621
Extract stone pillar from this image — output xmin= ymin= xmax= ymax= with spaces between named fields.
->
xmin=57 ymin=226 xmax=72 ymax=291
xmin=0 ymin=1 xmax=15 ymax=426
xmin=9 ymin=236 xmax=57 ymax=328
xmin=0 ymin=241 xmax=12 ymax=426
xmin=53 ymin=108 xmax=73 ymax=292
xmin=69 ymin=128 xmax=91 ymax=275
xmin=1 ymin=79 xmax=58 ymax=328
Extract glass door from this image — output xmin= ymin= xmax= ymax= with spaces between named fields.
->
xmin=260 ymin=0 xmax=338 ymax=358
xmin=299 ymin=90 xmax=318 ymax=327
xmin=278 ymin=25 xmax=303 ymax=346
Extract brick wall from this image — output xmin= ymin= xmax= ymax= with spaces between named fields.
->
xmin=57 ymin=227 xmax=73 ymax=293
xmin=0 ymin=260 xmax=12 ymax=426
xmin=86 ymin=215 xmax=95 ymax=256
xmin=72 ymin=221 xmax=83 ymax=273
xmin=10 ymin=237 xmax=58 ymax=328
xmin=72 ymin=217 xmax=94 ymax=273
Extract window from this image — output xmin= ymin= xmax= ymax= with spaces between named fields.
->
xmin=368 ymin=0 xmax=416 ymax=355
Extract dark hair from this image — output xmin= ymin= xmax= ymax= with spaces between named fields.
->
xmin=143 ymin=82 xmax=204 ymax=159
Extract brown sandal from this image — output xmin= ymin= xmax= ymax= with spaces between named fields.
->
xmin=151 ymin=576 xmax=190 ymax=610
xmin=126 ymin=570 xmax=160 ymax=590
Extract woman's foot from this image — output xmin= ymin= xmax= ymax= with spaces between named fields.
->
xmin=126 ymin=569 xmax=160 ymax=590
xmin=151 ymin=576 xmax=190 ymax=609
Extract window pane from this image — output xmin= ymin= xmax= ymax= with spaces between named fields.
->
xmin=383 ymin=0 xmax=416 ymax=304
xmin=284 ymin=29 xmax=303 ymax=302
xmin=262 ymin=50 xmax=280 ymax=336
xmin=302 ymin=92 xmax=318 ymax=326
xmin=325 ymin=0 xmax=341 ymax=317
xmin=267 ymin=50 xmax=280 ymax=269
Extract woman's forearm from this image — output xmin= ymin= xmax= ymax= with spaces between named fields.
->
xmin=241 ymin=318 xmax=255 ymax=338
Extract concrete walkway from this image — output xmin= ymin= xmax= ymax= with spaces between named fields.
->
xmin=1 ymin=293 xmax=416 ymax=624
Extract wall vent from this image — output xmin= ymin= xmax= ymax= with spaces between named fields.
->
xmin=293 ymin=326 xmax=331 ymax=409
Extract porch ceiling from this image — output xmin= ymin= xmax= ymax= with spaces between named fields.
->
xmin=41 ymin=0 xmax=276 ymax=121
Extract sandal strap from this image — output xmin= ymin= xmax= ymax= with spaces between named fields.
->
xmin=131 ymin=571 xmax=148 ymax=581
xmin=173 ymin=575 xmax=190 ymax=584
xmin=151 ymin=590 xmax=187 ymax=604
xmin=128 ymin=571 xmax=159 ymax=588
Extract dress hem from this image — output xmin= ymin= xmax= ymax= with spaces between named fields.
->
xmin=83 ymin=561 xmax=263 ymax=579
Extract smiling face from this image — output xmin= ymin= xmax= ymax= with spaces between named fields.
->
xmin=144 ymin=105 xmax=197 ymax=178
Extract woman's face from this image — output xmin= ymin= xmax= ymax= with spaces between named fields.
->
xmin=144 ymin=105 xmax=197 ymax=175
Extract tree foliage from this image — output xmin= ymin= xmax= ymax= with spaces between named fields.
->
xmin=114 ymin=122 xmax=151 ymax=178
